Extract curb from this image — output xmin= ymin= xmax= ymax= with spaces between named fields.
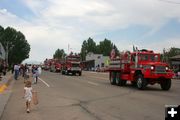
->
xmin=0 ymin=74 xmax=14 ymax=119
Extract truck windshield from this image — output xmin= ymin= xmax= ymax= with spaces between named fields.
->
xmin=139 ymin=54 xmax=159 ymax=62
xmin=72 ymin=63 xmax=80 ymax=67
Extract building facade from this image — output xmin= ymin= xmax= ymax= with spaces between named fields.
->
xmin=170 ymin=55 xmax=180 ymax=73
xmin=85 ymin=52 xmax=109 ymax=71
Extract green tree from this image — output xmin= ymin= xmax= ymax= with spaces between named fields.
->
xmin=80 ymin=37 xmax=96 ymax=61
xmin=0 ymin=26 xmax=30 ymax=66
xmin=97 ymin=38 xmax=119 ymax=56
xmin=80 ymin=37 xmax=120 ymax=60
xmin=86 ymin=37 xmax=97 ymax=53
xmin=53 ymin=49 xmax=65 ymax=60
xmin=80 ymin=40 xmax=87 ymax=61
xmin=162 ymin=47 xmax=180 ymax=63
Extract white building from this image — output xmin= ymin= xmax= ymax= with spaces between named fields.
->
xmin=85 ymin=52 xmax=109 ymax=70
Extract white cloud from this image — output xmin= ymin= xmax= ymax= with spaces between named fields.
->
xmin=1 ymin=0 xmax=180 ymax=62
xmin=115 ymin=37 xmax=180 ymax=53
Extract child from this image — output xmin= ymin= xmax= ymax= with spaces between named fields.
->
xmin=24 ymin=81 xmax=33 ymax=113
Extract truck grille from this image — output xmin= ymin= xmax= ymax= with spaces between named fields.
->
xmin=155 ymin=66 xmax=166 ymax=73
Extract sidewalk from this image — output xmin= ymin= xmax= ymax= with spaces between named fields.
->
xmin=0 ymin=72 xmax=14 ymax=119
xmin=0 ymin=75 xmax=41 ymax=120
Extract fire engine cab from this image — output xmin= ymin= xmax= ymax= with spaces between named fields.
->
xmin=109 ymin=49 xmax=174 ymax=90
xmin=61 ymin=54 xmax=82 ymax=76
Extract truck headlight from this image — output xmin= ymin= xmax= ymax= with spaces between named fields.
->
xmin=165 ymin=67 xmax=169 ymax=71
xmin=151 ymin=66 xmax=154 ymax=70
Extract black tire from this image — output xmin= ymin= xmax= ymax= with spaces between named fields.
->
xmin=79 ymin=72 xmax=82 ymax=76
xmin=136 ymin=74 xmax=147 ymax=90
xmin=116 ymin=72 xmax=126 ymax=86
xmin=116 ymin=72 xmax=121 ymax=86
xmin=121 ymin=80 xmax=127 ymax=86
xmin=110 ymin=72 xmax=116 ymax=85
xmin=66 ymin=71 xmax=69 ymax=75
xmin=62 ymin=71 xmax=65 ymax=75
xmin=160 ymin=79 xmax=171 ymax=91
xmin=131 ymin=81 xmax=137 ymax=87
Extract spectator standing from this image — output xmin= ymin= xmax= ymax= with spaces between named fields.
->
xmin=2 ymin=62 xmax=7 ymax=76
xmin=14 ymin=64 xmax=20 ymax=80
xmin=37 ymin=66 xmax=42 ymax=76
xmin=11 ymin=64 xmax=15 ymax=74
xmin=33 ymin=66 xmax=39 ymax=84
xmin=24 ymin=64 xmax=29 ymax=83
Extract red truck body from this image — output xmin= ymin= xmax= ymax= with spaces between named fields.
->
xmin=49 ymin=59 xmax=62 ymax=72
xmin=43 ymin=59 xmax=50 ymax=70
xmin=61 ymin=54 xmax=82 ymax=76
xmin=109 ymin=49 xmax=174 ymax=90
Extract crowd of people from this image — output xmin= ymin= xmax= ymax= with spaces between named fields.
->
xmin=13 ymin=64 xmax=42 ymax=83
xmin=0 ymin=62 xmax=41 ymax=113
xmin=13 ymin=63 xmax=42 ymax=113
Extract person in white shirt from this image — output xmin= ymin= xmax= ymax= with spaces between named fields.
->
xmin=24 ymin=81 xmax=33 ymax=113
xmin=38 ymin=66 xmax=42 ymax=76
xmin=14 ymin=64 xmax=20 ymax=80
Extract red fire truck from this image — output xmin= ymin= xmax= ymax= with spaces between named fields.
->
xmin=109 ymin=49 xmax=174 ymax=90
xmin=61 ymin=54 xmax=82 ymax=76
xmin=43 ymin=59 xmax=50 ymax=70
xmin=49 ymin=60 xmax=61 ymax=72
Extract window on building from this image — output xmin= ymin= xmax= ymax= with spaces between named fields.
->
xmin=101 ymin=63 xmax=104 ymax=67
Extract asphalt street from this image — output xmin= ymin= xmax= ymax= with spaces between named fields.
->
xmin=1 ymin=71 xmax=180 ymax=120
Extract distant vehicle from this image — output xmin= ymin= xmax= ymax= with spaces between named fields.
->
xmin=43 ymin=59 xmax=50 ymax=70
xmin=61 ymin=54 xmax=82 ymax=76
xmin=50 ymin=62 xmax=61 ymax=72
xmin=55 ymin=63 xmax=61 ymax=72
xmin=108 ymin=49 xmax=174 ymax=90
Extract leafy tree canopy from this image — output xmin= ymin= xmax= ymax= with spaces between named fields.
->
xmin=0 ymin=26 xmax=30 ymax=66
xmin=80 ymin=37 xmax=119 ymax=60
xmin=162 ymin=47 xmax=180 ymax=62
xmin=53 ymin=49 xmax=66 ymax=60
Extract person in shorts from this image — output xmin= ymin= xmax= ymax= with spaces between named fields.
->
xmin=24 ymin=81 xmax=33 ymax=113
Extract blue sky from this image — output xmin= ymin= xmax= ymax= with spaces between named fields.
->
xmin=0 ymin=0 xmax=180 ymax=62
xmin=94 ymin=18 xmax=180 ymax=44
xmin=0 ymin=0 xmax=34 ymax=19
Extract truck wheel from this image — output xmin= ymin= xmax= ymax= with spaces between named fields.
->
xmin=136 ymin=74 xmax=147 ymax=90
xmin=79 ymin=72 xmax=82 ymax=76
xmin=110 ymin=72 xmax=116 ymax=85
xmin=116 ymin=72 xmax=121 ymax=86
xmin=121 ymin=80 xmax=127 ymax=86
xmin=116 ymin=72 xmax=126 ymax=86
xmin=160 ymin=79 xmax=171 ymax=91
xmin=65 ymin=70 xmax=68 ymax=75
xmin=131 ymin=81 xmax=136 ymax=87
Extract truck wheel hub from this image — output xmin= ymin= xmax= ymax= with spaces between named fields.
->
xmin=137 ymin=78 xmax=142 ymax=87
